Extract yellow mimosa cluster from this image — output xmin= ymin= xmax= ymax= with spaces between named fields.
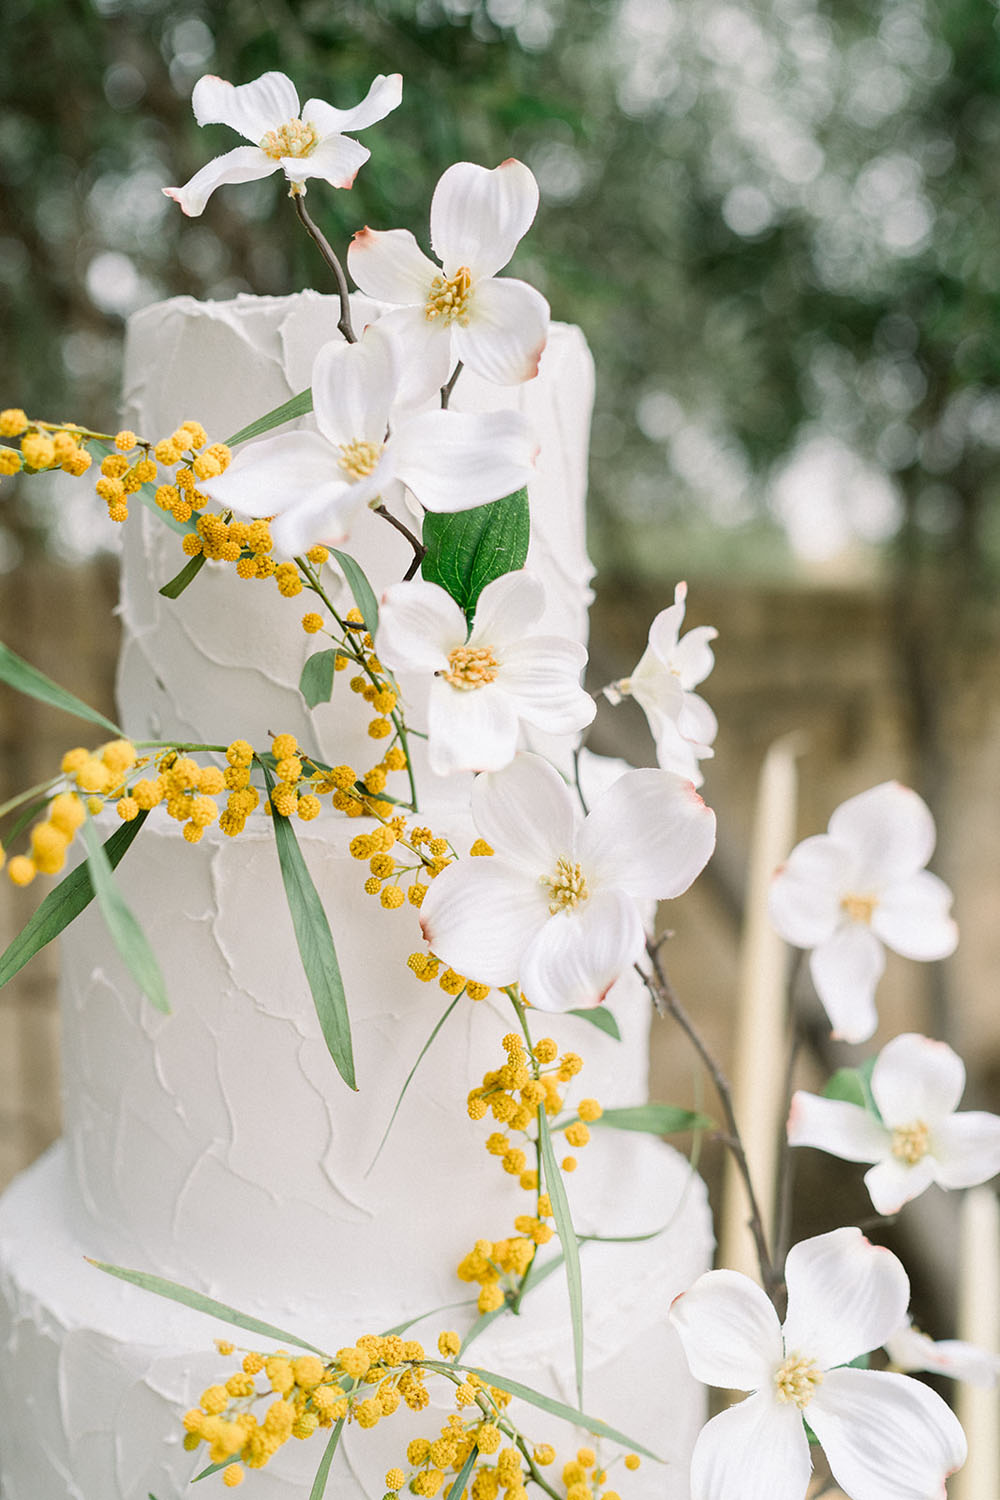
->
xmin=4 ymin=738 xmax=139 ymax=886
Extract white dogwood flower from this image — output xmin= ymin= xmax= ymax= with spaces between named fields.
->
xmin=670 ymin=1227 xmax=967 ymax=1500
xmin=886 ymin=1318 xmax=1000 ymax=1388
xmin=347 ymin=159 xmax=550 ymax=403
xmin=605 ymin=582 xmax=718 ymax=785
xmin=768 ymin=782 xmax=958 ymax=1043
xmin=164 ymin=70 xmax=403 ymax=216
xmin=200 ymin=321 xmax=536 ymax=556
xmin=376 ymin=572 xmax=595 ymax=777
xmin=787 ymin=1033 xmax=1000 ymax=1215
xmin=418 ymin=752 xmax=715 ymax=1011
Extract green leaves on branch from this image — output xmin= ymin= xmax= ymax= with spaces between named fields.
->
xmin=568 ymin=1007 xmax=621 ymax=1041
xmin=595 ymin=1104 xmax=715 ymax=1135
xmin=537 ymin=1105 xmax=585 ymax=1410
xmin=299 ymin=649 xmax=338 ymax=708
xmin=226 ymin=388 xmax=313 ymax=448
xmin=0 ymin=641 xmax=122 ymax=735
xmin=81 ymin=816 xmax=168 ymax=1014
xmin=159 ymin=552 xmax=207 ymax=599
xmin=329 ymin=548 xmax=379 ymax=638
xmin=309 ymin=1420 xmax=346 ymax=1500
xmin=366 ymin=993 xmax=462 ymax=1176
xmin=422 ymin=488 xmax=529 ymax=623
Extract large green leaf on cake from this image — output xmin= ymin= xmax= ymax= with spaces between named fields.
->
xmin=0 ymin=641 xmax=123 ymax=735
xmin=81 ymin=815 xmax=169 ymax=1014
xmin=421 ymin=488 xmax=530 ymax=623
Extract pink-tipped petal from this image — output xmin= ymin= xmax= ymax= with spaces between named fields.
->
xmin=886 ymin=1323 xmax=1000 ymax=1387
xmin=518 ymin=887 xmax=645 ymax=1012
xmin=689 ymin=1397 xmax=812 ymax=1500
xmin=453 ymin=276 xmax=550 ymax=385
xmin=302 ymin=73 xmax=403 ymax=136
xmin=768 ymin=835 xmax=852 ymax=948
xmin=828 ymin=781 xmax=937 ymax=886
xmin=430 ymin=158 xmax=540 ymax=280
xmin=670 ymin=1268 xmax=784 ymax=1390
xmin=931 ymin=1111 xmax=1000 ymax=1190
xmin=391 ymin=408 xmax=535 ymax=513
xmin=470 ymin=753 xmax=578 ymax=875
xmin=311 ymin=324 xmax=398 ymax=449
xmin=192 ymin=71 xmax=299 ymax=139
xmin=417 ymin=856 xmax=548 ymax=984
xmin=782 ymin=1227 xmax=910 ymax=1371
xmin=809 ymin=924 xmax=884 ymax=1043
xmin=809 ymin=1366 xmax=966 ymax=1500
xmin=282 ymin=133 xmax=369 ymax=189
xmin=786 ymin=1091 xmax=888 ymax=1164
xmin=164 ymin=146 xmax=275 ymax=217
xmin=871 ymin=870 xmax=958 ymax=961
xmin=347 ymin=227 xmax=439 ymax=305
xmin=578 ymin=767 xmax=716 ymax=902
xmin=864 ymin=1154 xmax=938 ymax=1215
xmin=426 ymin=679 xmax=520 ymax=776
xmin=376 ymin=580 xmax=468 ymax=675
xmin=871 ymin=1033 xmax=966 ymax=1129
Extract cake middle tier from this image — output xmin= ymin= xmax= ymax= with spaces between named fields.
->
xmin=61 ymin=808 xmax=657 ymax=1324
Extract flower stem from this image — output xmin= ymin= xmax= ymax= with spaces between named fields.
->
xmin=372 ymin=503 xmax=426 ymax=580
xmin=441 ymin=360 xmax=464 ymax=409
xmin=290 ymin=188 xmax=356 ymax=344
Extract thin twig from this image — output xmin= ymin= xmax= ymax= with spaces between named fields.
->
xmin=372 ymin=503 xmax=426 ymax=579
xmin=773 ymin=951 xmax=807 ymax=1269
xmin=290 ymin=188 xmax=356 ymax=343
xmin=440 ymin=360 xmax=464 ymax=408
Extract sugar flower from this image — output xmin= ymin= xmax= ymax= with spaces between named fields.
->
xmin=165 ymin=70 xmax=403 ymax=216
xmin=347 ymin=159 xmax=550 ymax=403
xmin=419 ymin=752 xmax=715 ymax=1010
xmin=886 ymin=1317 xmax=1000 ymax=1388
xmin=670 ymin=1226 xmax=967 ymax=1500
xmin=200 ymin=322 xmax=536 ymax=556
xmin=376 ymin=572 xmax=596 ymax=777
xmin=768 ymin=782 xmax=958 ymax=1043
xmin=604 ymin=582 xmax=717 ymax=786
xmin=787 ymin=1032 xmax=1000 ymax=1215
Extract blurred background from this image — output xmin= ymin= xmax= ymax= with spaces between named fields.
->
xmin=2 ymin=0 xmax=1000 ymax=1465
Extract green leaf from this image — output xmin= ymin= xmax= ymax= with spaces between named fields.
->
xmin=595 ymin=1105 xmax=715 ymax=1135
xmin=448 ymin=1441 xmax=479 ymax=1500
xmin=567 ymin=1007 xmax=621 ymax=1041
xmin=329 ymin=549 xmax=379 ymax=637
xmin=430 ymin=1363 xmax=664 ymax=1462
xmin=0 ymin=810 xmax=148 ymax=989
xmin=227 ymin=388 xmax=314 ymax=447
xmin=88 ymin=1259 xmax=329 ymax=1354
xmin=81 ymin=817 xmax=168 ymax=1015
xmin=159 ymin=551 xmax=207 ymax=600
xmin=0 ymin=642 xmax=122 ymax=735
xmin=579 ymin=1227 xmax=668 ymax=1244
xmin=192 ymin=1460 xmax=228 ymax=1481
xmin=823 ymin=1059 xmax=878 ymax=1115
xmin=537 ymin=1105 xmax=585 ymax=1409
xmin=264 ymin=767 xmax=356 ymax=1091
xmin=421 ymin=489 xmax=530 ymax=622
xmin=382 ymin=1298 xmax=477 ymax=1339
xmin=300 ymin=649 xmax=338 ymax=709
xmin=309 ymin=1419 xmax=346 ymax=1500
xmin=366 ymin=994 xmax=462 ymax=1176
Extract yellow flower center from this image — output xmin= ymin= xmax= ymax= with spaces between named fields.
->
xmin=259 ymin=119 xmax=319 ymax=161
xmin=338 ymin=440 xmax=384 ymax=481
xmin=891 ymin=1119 xmax=930 ymax=1165
xmin=841 ymin=892 xmax=877 ymax=924
xmin=774 ymin=1353 xmax=823 ymax=1409
xmin=441 ymin=645 xmax=499 ymax=691
xmin=425 ymin=266 xmax=474 ymax=326
xmin=540 ymin=858 xmax=589 ymax=916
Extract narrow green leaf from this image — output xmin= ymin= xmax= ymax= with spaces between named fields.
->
xmin=81 ymin=817 xmax=168 ymax=1015
xmin=595 ymin=1105 xmax=715 ymax=1135
xmin=309 ymin=1419 xmax=346 ymax=1500
xmin=382 ymin=1298 xmax=477 ymax=1339
xmin=449 ymin=1442 xmax=479 ymax=1500
xmin=421 ymin=488 xmax=529 ymax=621
xmin=0 ymin=811 xmax=148 ymax=989
xmin=329 ymin=549 xmax=379 ymax=637
xmin=264 ymin=767 xmax=356 ymax=1091
xmin=227 ymin=388 xmax=313 ymax=448
xmin=192 ymin=1460 xmax=228 ymax=1481
xmin=159 ymin=551 xmax=207 ymax=600
xmin=299 ymin=649 xmax=338 ymax=709
xmin=87 ymin=1259 xmax=329 ymax=1355
xmin=365 ymin=994 xmax=461 ymax=1176
xmin=579 ymin=1227 xmax=668 ymax=1244
xmin=0 ymin=642 xmax=122 ymax=735
xmin=568 ymin=1007 xmax=621 ymax=1041
xmin=461 ymin=1251 xmax=569 ymax=1354
xmin=537 ymin=1106 xmax=585 ymax=1409
xmin=136 ymin=484 xmax=192 ymax=536
xmin=429 ymin=1363 xmax=663 ymax=1462
xmin=823 ymin=1060 xmax=878 ymax=1115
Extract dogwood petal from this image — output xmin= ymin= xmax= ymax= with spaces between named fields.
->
xmin=202 ymin=431 xmax=338 ymax=518
xmin=808 ymin=1366 xmax=966 ymax=1500
xmin=652 ymin=715 xmax=708 ymax=786
xmin=678 ymin=691 xmax=718 ymax=749
xmin=369 ymin=304 xmax=455 ymax=408
xmin=499 ymin=638 xmax=595 ymax=734
xmin=269 ymin=478 xmax=375 ymax=555
xmin=376 ymin=580 xmax=467 ymax=674
xmin=931 ymin=1112 xmax=1000 ymax=1189
xmin=670 ymin=1269 xmax=783 ymax=1390
xmin=519 ymin=888 xmax=645 ymax=1012
xmin=391 ymin=408 xmax=535 ymax=513
xmin=828 ymin=782 xmax=936 ymax=887
xmin=468 ymin=570 xmax=545 ymax=644
xmin=311 ymin=326 xmax=397 ymax=449
xmin=871 ymin=1034 xmax=966 ymax=1130
xmin=426 ymin=679 xmax=520 ymax=776
xmin=627 ymin=649 xmax=686 ymax=721
xmin=864 ymin=1154 xmax=938 ymax=1215
xmin=347 ymin=227 xmax=439 ymax=305
xmin=782 ymin=1227 xmax=909 ymax=1371
xmin=871 ymin=870 xmax=958 ymax=961
xmin=163 ymin=146 xmax=276 ymax=217
xmin=645 ymin=585 xmax=686 ymax=660
xmin=768 ymin=835 xmax=852 ymax=947
xmin=886 ymin=1322 xmax=1000 ymax=1387
xmin=302 ymin=73 xmax=403 ymax=136
xmin=192 ymin=72 xmax=299 ymax=139
xmin=579 ymin=768 xmax=716 ymax=901
xmin=282 ymin=133 xmax=370 ymax=189
xmin=671 ymin=625 xmax=718 ymax=689
xmin=470 ymin=754 xmax=578 ymax=875
xmin=809 ymin=925 xmax=884 ymax=1043
xmin=688 ymin=1397 xmax=812 ymax=1500
xmin=430 ymin=159 xmax=540 ymax=280
xmin=417 ymin=857 xmax=549 ymax=984
xmin=786 ymin=1092 xmax=888 ymax=1164
xmin=454 ymin=276 xmax=549 ymax=385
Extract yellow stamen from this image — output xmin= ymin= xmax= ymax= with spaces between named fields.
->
xmin=891 ymin=1119 xmax=930 ymax=1165
xmin=425 ymin=266 xmax=473 ymax=325
xmin=338 ymin=440 xmax=383 ymax=480
xmin=441 ymin=645 xmax=499 ymax=691
xmin=774 ymin=1353 xmax=823 ymax=1408
xmin=841 ymin=892 xmax=877 ymax=924
xmin=259 ymin=119 xmax=318 ymax=161
xmin=540 ymin=858 xmax=589 ymax=915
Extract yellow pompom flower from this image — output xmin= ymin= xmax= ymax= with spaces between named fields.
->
xmin=368 ymin=716 xmax=392 ymax=739
xmin=0 ymin=446 xmax=23 ymax=474
xmin=48 ymin=791 xmax=85 ymax=835
xmin=271 ymin=733 xmax=298 ymax=760
xmin=0 ymin=408 xmax=28 ymax=436
xmin=302 ymin=612 xmax=324 ymax=634
xmin=222 ymin=1467 xmax=244 ymax=1488
xmin=562 ymin=1156 xmax=578 ymax=1172
xmin=264 ymin=1356 xmax=295 ymax=1395
xmin=564 ymin=1122 xmax=590 ymax=1148
xmin=532 ymin=1445 xmax=555 ymax=1467
xmin=533 ymin=1038 xmax=558 ymax=1064
xmin=297 ymin=794 xmax=321 ymax=821
xmin=380 ymin=886 xmax=405 ymax=910
xmin=437 ymin=1330 xmax=460 ymax=1358
xmin=577 ymin=1098 xmax=602 ymax=1122
xmin=116 ymin=795 xmax=140 ymax=822
xmin=101 ymin=739 xmax=137 ymax=776
xmin=199 ymin=1385 xmax=229 ymax=1415
xmin=30 ymin=821 xmax=69 ymax=875
xmin=21 ymin=432 xmax=56 ymax=468
xmin=7 ymin=855 xmax=36 ymax=886
xmin=226 ymin=740 xmax=254 ymax=767
xmin=114 ymin=429 xmax=137 ymax=451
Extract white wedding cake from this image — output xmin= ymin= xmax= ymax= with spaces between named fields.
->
xmin=0 ymin=294 xmax=712 ymax=1500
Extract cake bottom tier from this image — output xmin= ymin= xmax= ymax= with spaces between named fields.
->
xmin=0 ymin=1145 xmax=710 ymax=1500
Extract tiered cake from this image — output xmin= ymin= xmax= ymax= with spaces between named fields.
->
xmin=0 ymin=294 xmax=713 ymax=1499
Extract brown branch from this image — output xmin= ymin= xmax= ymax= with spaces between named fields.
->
xmin=291 ymin=189 xmax=356 ymax=343
xmin=440 ymin=360 xmax=464 ymax=409
xmin=372 ymin=503 xmax=426 ymax=580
